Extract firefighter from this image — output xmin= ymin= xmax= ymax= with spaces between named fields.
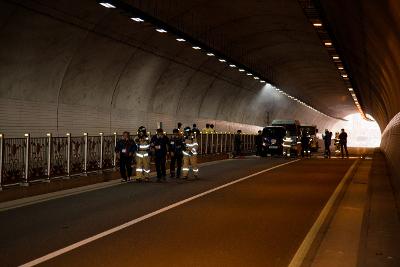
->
xmin=134 ymin=126 xmax=151 ymax=182
xmin=169 ymin=128 xmax=184 ymax=178
xmin=301 ymin=130 xmax=311 ymax=158
xmin=182 ymin=127 xmax=199 ymax=179
xmin=151 ymin=128 xmax=169 ymax=182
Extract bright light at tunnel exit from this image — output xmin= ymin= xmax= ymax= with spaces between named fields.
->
xmin=332 ymin=113 xmax=381 ymax=147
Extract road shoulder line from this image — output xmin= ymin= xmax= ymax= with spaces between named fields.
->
xmin=288 ymin=159 xmax=360 ymax=267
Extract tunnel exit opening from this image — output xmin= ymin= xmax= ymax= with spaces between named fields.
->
xmin=332 ymin=113 xmax=381 ymax=147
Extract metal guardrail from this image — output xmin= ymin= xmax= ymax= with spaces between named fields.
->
xmin=0 ymin=132 xmax=255 ymax=190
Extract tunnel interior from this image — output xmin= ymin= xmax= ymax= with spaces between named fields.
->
xmin=0 ymin=0 xmax=399 ymax=197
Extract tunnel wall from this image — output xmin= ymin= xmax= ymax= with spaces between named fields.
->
xmin=320 ymin=0 xmax=400 ymax=205
xmin=0 ymin=0 xmax=339 ymax=137
xmin=380 ymin=112 xmax=400 ymax=205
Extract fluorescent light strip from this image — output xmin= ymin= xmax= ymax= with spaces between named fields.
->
xmin=176 ymin=38 xmax=186 ymax=42
xmin=206 ymin=53 xmax=215 ymax=56
xmin=218 ymin=59 xmax=226 ymax=62
xmin=99 ymin=2 xmax=116 ymax=8
xmin=229 ymin=64 xmax=236 ymax=68
xmin=131 ymin=17 xmax=144 ymax=22
xmin=156 ymin=29 xmax=167 ymax=33
xmin=246 ymin=73 xmax=252 ymax=76
xmin=238 ymin=69 xmax=245 ymax=72
xmin=192 ymin=46 xmax=201 ymax=50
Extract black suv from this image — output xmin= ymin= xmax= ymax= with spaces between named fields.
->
xmin=261 ymin=126 xmax=286 ymax=156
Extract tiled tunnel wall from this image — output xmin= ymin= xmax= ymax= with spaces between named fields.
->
xmin=0 ymin=0 xmax=338 ymax=137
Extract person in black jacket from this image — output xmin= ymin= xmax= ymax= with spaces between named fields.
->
xmin=115 ymin=131 xmax=137 ymax=182
xmin=151 ymin=128 xmax=170 ymax=182
xmin=339 ymin=128 xmax=349 ymax=159
xmin=233 ymin=130 xmax=242 ymax=157
xmin=323 ymin=129 xmax=332 ymax=158
xmin=169 ymin=128 xmax=184 ymax=178
xmin=255 ymin=130 xmax=262 ymax=156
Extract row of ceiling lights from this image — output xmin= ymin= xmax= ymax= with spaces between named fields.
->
xmin=99 ymin=1 xmax=332 ymax=118
xmin=312 ymin=22 xmax=365 ymax=118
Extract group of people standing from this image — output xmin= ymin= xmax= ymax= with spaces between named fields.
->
xmin=323 ymin=128 xmax=349 ymax=159
xmin=115 ymin=124 xmax=199 ymax=183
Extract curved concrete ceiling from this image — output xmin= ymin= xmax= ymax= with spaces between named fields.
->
xmin=122 ymin=0 xmax=355 ymax=119
xmin=0 ymin=0 xmax=339 ymax=137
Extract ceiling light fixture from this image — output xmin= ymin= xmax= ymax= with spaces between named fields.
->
xmin=324 ymin=42 xmax=332 ymax=46
xmin=218 ymin=59 xmax=226 ymax=62
xmin=342 ymin=74 xmax=348 ymax=78
xmin=206 ymin=53 xmax=215 ymax=56
xmin=338 ymin=66 xmax=344 ymax=70
xmin=333 ymin=56 xmax=339 ymax=60
xmin=192 ymin=46 xmax=201 ymax=50
xmin=131 ymin=17 xmax=144 ymax=22
xmin=176 ymin=38 xmax=186 ymax=42
xmin=229 ymin=64 xmax=236 ymax=68
xmin=238 ymin=69 xmax=245 ymax=72
xmin=99 ymin=2 xmax=116 ymax=8
xmin=313 ymin=23 xmax=323 ymax=27
xmin=254 ymin=77 xmax=259 ymax=80
xmin=156 ymin=28 xmax=167 ymax=33
xmin=247 ymin=73 xmax=253 ymax=76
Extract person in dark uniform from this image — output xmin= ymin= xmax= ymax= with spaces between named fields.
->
xmin=234 ymin=130 xmax=242 ymax=157
xmin=255 ymin=130 xmax=263 ymax=156
xmin=151 ymin=128 xmax=169 ymax=182
xmin=323 ymin=129 xmax=332 ymax=158
xmin=115 ymin=131 xmax=136 ymax=182
xmin=169 ymin=128 xmax=184 ymax=178
xmin=192 ymin=124 xmax=200 ymax=136
xmin=301 ymin=130 xmax=311 ymax=158
xmin=339 ymin=128 xmax=349 ymax=159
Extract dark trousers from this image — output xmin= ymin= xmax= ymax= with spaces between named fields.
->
xmin=119 ymin=155 xmax=132 ymax=180
xmin=340 ymin=143 xmax=349 ymax=158
xmin=301 ymin=144 xmax=310 ymax=157
xmin=324 ymin=143 xmax=331 ymax=158
xmin=155 ymin=155 xmax=167 ymax=179
xmin=170 ymin=154 xmax=183 ymax=177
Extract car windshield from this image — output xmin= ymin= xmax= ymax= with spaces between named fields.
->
xmin=263 ymin=127 xmax=286 ymax=138
xmin=301 ymin=126 xmax=316 ymax=135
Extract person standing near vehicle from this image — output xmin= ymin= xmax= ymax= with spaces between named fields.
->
xmin=323 ymin=129 xmax=332 ymax=158
xmin=169 ymin=128 xmax=184 ymax=179
xmin=151 ymin=128 xmax=169 ymax=182
xmin=192 ymin=124 xmax=200 ymax=136
xmin=255 ymin=130 xmax=263 ymax=156
xmin=115 ymin=131 xmax=136 ymax=182
xmin=301 ymin=130 xmax=311 ymax=158
xmin=339 ymin=128 xmax=349 ymax=159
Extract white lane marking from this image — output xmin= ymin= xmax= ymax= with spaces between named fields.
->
xmin=20 ymin=159 xmax=300 ymax=267
xmin=1 ymin=159 xmax=235 ymax=212
xmin=287 ymin=159 xmax=360 ymax=267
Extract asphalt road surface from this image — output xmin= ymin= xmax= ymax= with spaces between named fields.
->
xmin=0 ymin=157 xmax=355 ymax=267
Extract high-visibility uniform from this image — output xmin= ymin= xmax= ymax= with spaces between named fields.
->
xmin=182 ymin=136 xmax=199 ymax=178
xmin=135 ymin=136 xmax=151 ymax=180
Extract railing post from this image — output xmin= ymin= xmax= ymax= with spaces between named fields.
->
xmin=0 ymin=133 xmax=3 ymax=191
xmin=211 ymin=133 xmax=214 ymax=154
xmin=99 ymin=132 xmax=104 ymax=171
xmin=46 ymin=133 xmax=52 ymax=182
xmin=83 ymin=133 xmax=88 ymax=174
xmin=224 ymin=132 xmax=227 ymax=152
xmin=220 ymin=133 xmax=223 ymax=153
xmin=205 ymin=133 xmax=209 ymax=155
xmin=66 ymin=133 xmax=71 ymax=177
xmin=113 ymin=132 xmax=117 ymax=168
xmin=200 ymin=132 xmax=203 ymax=155
xmin=215 ymin=132 xmax=219 ymax=154
xmin=22 ymin=133 xmax=30 ymax=186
